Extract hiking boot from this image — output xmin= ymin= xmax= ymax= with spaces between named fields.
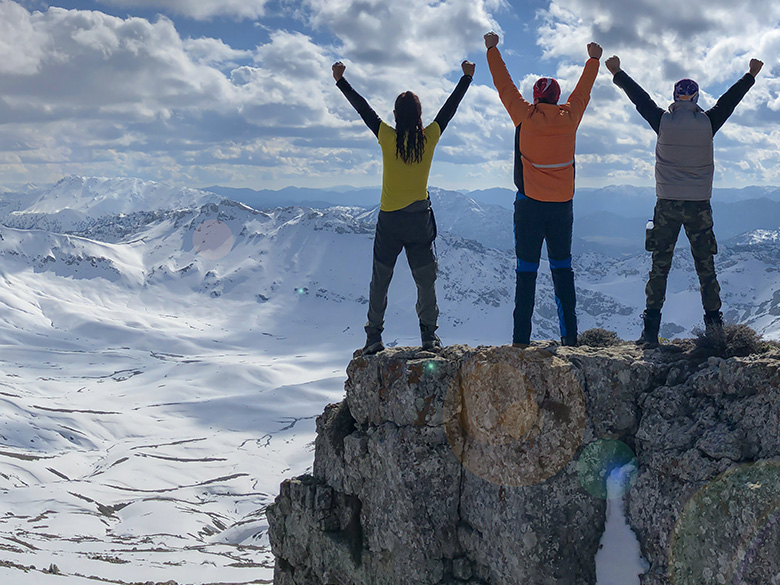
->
xmin=362 ymin=327 xmax=384 ymax=356
xmin=704 ymin=310 xmax=726 ymax=348
xmin=561 ymin=334 xmax=578 ymax=347
xmin=421 ymin=324 xmax=442 ymax=351
xmin=637 ymin=309 xmax=661 ymax=347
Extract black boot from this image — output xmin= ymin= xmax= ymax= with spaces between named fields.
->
xmin=637 ymin=309 xmax=661 ymax=346
xmin=420 ymin=324 xmax=442 ymax=351
xmin=362 ymin=326 xmax=384 ymax=356
xmin=704 ymin=310 xmax=726 ymax=348
xmin=561 ymin=333 xmax=578 ymax=347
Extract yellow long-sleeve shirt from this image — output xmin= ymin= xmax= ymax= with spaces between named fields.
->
xmin=377 ymin=121 xmax=441 ymax=212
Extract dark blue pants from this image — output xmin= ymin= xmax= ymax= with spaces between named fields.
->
xmin=513 ymin=194 xmax=576 ymax=344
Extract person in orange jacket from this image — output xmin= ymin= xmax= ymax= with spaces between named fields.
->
xmin=485 ymin=32 xmax=601 ymax=346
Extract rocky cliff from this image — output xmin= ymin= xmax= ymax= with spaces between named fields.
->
xmin=267 ymin=340 xmax=780 ymax=585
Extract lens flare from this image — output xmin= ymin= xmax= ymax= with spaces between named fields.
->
xmin=443 ymin=346 xmax=586 ymax=487
xmin=193 ymin=219 xmax=234 ymax=260
xmin=669 ymin=460 xmax=780 ymax=585
xmin=576 ymin=439 xmax=638 ymax=499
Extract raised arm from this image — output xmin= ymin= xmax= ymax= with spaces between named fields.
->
xmin=606 ymin=56 xmax=664 ymax=134
xmin=485 ymin=32 xmax=532 ymax=125
xmin=332 ymin=61 xmax=382 ymax=137
xmin=565 ymin=42 xmax=602 ymax=121
xmin=434 ymin=60 xmax=474 ymax=133
xmin=705 ymin=59 xmax=762 ymax=135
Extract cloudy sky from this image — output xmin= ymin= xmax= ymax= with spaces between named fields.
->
xmin=0 ymin=0 xmax=778 ymax=192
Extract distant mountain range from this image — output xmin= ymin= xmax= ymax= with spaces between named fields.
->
xmin=2 ymin=175 xmax=778 ymax=341
xmin=203 ymin=183 xmax=780 ymax=211
xmin=204 ymin=183 xmax=780 ymax=257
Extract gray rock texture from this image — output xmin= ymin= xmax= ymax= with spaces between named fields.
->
xmin=266 ymin=342 xmax=780 ymax=585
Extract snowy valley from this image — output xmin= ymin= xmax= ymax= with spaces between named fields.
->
xmin=0 ymin=176 xmax=779 ymax=584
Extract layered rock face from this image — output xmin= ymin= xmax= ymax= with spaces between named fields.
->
xmin=267 ymin=343 xmax=780 ymax=585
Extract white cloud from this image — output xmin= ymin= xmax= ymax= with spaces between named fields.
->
xmin=0 ymin=0 xmax=51 ymax=74
xmin=305 ymin=0 xmax=502 ymax=81
xmin=95 ymin=0 xmax=270 ymax=21
xmin=184 ymin=37 xmax=252 ymax=66
xmin=0 ymin=3 xmax=348 ymax=186
xmin=538 ymin=0 xmax=780 ymax=91
xmin=0 ymin=0 xmax=777 ymax=190
xmin=0 ymin=7 xmax=243 ymax=117
xmin=254 ymin=30 xmax=332 ymax=87
xmin=0 ymin=1 xmax=513 ymax=189
xmin=533 ymin=0 xmax=780 ymax=188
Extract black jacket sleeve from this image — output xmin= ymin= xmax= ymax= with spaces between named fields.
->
xmin=513 ymin=124 xmax=524 ymax=194
xmin=336 ymin=77 xmax=382 ymax=137
xmin=613 ymin=70 xmax=664 ymax=134
xmin=705 ymin=73 xmax=755 ymax=135
xmin=433 ymin=75 xmax=472 ymax=133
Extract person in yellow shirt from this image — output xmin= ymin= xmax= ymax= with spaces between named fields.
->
xmin=485 ymin=32 xmax=601 ymax=347
xmin=332 ymin=59 xmax=474 ymax=355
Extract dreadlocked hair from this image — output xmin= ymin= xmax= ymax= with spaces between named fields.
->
xmin=394 ymin=91 xmax=426 ymax=164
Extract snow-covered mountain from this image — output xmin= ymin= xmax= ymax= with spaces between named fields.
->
xmin=3 ymin=176 xmax=222 ymax=235
xmin=23 ymin=175 xmax=221 ymax=217
xmin=0 ymin=175 xmax=778 ymax=584
xmin=2 ymin=175 xmax=778 ymax=349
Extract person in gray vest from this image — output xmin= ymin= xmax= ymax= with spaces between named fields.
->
xmin=605 ymin=55 xmax=763 ymax=346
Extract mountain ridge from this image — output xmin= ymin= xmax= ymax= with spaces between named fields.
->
xmin=1 ymin=175 xmax=779 ymax=341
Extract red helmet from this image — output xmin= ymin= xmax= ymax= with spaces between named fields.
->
xmin=533 ymin=77 xmax=561 ymax=104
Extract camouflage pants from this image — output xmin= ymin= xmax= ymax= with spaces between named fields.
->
xmin=645 ymin=199 xmax=721 ymax=312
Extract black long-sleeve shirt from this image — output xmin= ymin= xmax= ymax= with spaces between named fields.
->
xmin=613 ymin=70 xmax=755 ymax=135
xmin=335 ymin=74 xmax=473 ymax=137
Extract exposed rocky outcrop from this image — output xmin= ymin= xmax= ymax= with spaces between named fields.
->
xmin=267 ymin=342 xmax=780 ymax=585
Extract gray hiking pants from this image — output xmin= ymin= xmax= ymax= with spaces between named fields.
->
xmin=366 ymin=199 xmax=438 ymax=333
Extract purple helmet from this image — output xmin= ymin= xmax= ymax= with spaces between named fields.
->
xmin=674 ymin=78 xmax=699 ymax=103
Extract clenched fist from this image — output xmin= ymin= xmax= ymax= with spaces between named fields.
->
xmin=605 ymin=55 xmax=621 ymax=75
xmin=332 ymin=61 xmax=346 ymax=81
xmin=484 ymin=31 xmax=499 ymax=50
xmin=587 ymin=42 xmax=603 ymax=60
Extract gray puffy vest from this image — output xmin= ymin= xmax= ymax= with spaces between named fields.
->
xmin=655 ymin=101 xmax=714 ymax=201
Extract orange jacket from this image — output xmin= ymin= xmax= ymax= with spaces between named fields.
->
xmin=487 ymin=47 xmax=599 ymax=202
